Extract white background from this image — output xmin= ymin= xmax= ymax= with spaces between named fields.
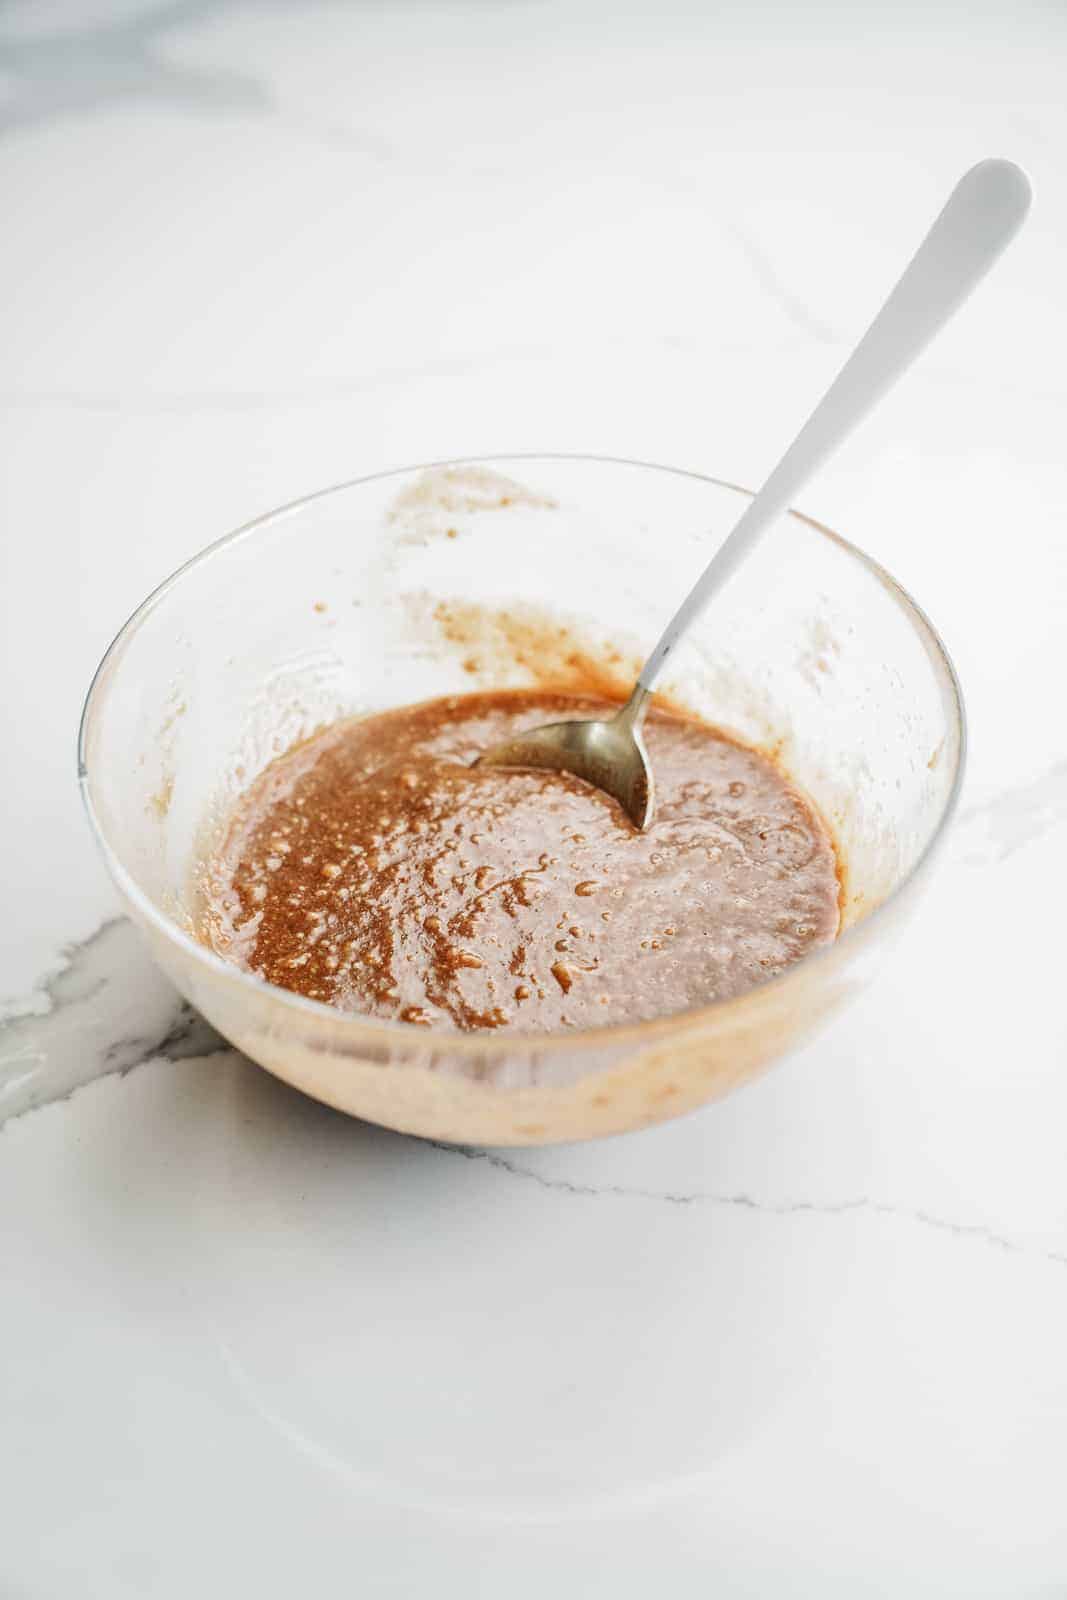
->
xmin=1 ymin=2 xmax=1065 ymax=1594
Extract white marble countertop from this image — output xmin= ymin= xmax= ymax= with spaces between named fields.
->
xmin=2 ymin=2 xmax=1066 ymax=1593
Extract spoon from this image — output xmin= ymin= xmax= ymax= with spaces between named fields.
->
xmin=477 ymin=158 xmax=1031 ymax=828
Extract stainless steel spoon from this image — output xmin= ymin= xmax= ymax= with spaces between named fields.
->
xmin=477 ymin=158 xmax=1031 ymax=828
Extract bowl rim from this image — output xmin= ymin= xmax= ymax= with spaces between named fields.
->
xmin=78 ymin=452 xmax=967 ymax=1055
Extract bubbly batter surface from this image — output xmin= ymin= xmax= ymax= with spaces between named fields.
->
xmin=202 ymin=691 xmax=840 ymax=1031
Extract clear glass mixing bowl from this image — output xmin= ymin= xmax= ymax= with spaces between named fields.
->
xmin=79 ymin=456 xmax=964 ymax=1144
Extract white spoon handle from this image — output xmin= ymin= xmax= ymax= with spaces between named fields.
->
xmin=638 ymin=158 xmax=1032 ymax=692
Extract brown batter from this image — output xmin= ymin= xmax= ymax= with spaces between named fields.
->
xmin=201 ymin=691 xmax=840 ymax=1032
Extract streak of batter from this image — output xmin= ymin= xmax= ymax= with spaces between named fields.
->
xmin=202 ymin=691 xmax=840 ymax=1031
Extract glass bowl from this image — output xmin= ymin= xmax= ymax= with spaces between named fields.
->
xmin=79 ymin=455 xmax=964 ymax=1144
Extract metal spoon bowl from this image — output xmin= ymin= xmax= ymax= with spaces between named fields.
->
xmin=476 ymin=683 xmax=654 ymax=829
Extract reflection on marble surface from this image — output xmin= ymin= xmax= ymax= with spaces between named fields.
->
xmin=0 ymin=1 xmax=269 ymax=138
xmin=1 ymin=0 xmax=1065 ymax=1591
xmin=956 ymin=755 xmax=1067 ymax=866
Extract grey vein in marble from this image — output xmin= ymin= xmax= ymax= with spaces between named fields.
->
xmin=727 ymin=220 xmax=841 ymax=346
xmin=428 ymin=1142 xmax=1067 ymax=1270
xmin=0 ymin=341 xmax=568 ymax=414
xmin=0 ymin=917 xmax=227 ymax=1128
